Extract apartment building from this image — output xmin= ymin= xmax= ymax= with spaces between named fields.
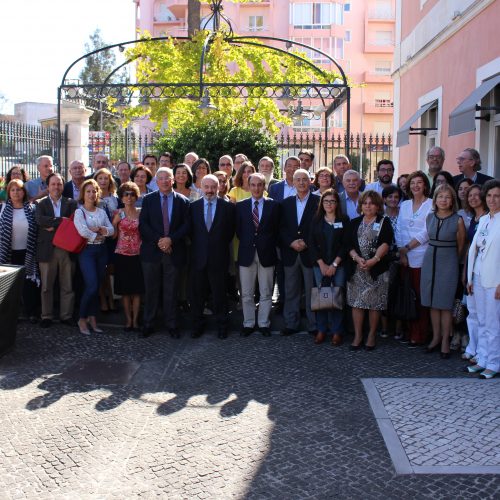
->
xmin=393 ymin=0 xmax=499 ymax=177
xmin=133 ymin=0 xmax=395 ymax=137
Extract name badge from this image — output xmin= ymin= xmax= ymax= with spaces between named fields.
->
xmin=333 ymin=222 xmax=343 ymax=229
xmin=373 ymin=223 xmax=381 ymax=231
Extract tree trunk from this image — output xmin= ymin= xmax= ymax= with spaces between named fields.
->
xmin=187 ymin=0 xmax=200 ymax=37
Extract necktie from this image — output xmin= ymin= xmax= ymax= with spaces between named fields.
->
xmin=162 ymin=195 xmax=170 ymax=236
xmin=206 ymin=201 xmax=213 ymax=231
xmin=253 ymin=200 xmax=259 ymax=230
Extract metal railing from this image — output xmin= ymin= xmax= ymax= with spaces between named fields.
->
xmin=0 ymin=121 xmax=65 ymax=178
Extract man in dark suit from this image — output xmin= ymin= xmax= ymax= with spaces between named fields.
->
xmin=280 ymin=169 xmax=320 ymax=335
xmin=236 ymin=173 xmax=280 ymax=337
xmin=63 ymin=160 xmax=86 ymax=200
xmin=139 ymin=167 xmax=190 ymax=338
xmin=35 ymin=173 xmax=78 ymax=328
xmin=453 ymin=148 xmax=494 ymax=187
xmin=268 ymin=156 xmax=301 ymax=202
xmin=189 ymin=174 xmax=235 ymax=339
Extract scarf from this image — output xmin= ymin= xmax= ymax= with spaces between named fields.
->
xmin=0 ymin=200 xmax=40 ymax=285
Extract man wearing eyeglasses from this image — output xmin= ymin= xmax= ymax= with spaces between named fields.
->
xmin=426 ymin=146 xmax=445 ymax=182
xmin=218 ymin=155 xmax=235 ymax=188
xmin=453 ymin=148 xmax=493 ymax=187
xmin=365 ymin=159 xmax=396 ymax=194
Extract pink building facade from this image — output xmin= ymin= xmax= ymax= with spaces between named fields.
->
xmin=133 ymin=0 xmax=395 ymax=138
xmin=393 ymin=0 xmax=500 ymax=178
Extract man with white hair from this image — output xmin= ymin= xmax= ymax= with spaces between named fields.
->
xmin=184 ymin=152 xmax=199 ymax=167
xmin=426 ymin=146 xmax=445 ymax=181
xmin=63 ymin=160 xmax=86 ymax=200
xmin=258 ymin=156 xmax=278 ymax=189
xmin=340 ymin=169 xmax=362 ymax=220
xmin=25 ymin=155 xmax=54 ymax=202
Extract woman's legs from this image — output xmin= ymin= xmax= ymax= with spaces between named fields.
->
xmin=440 ymin=310 xmax=453 ymax=353
xmin=122 ymin=295 xmax=132 ymax=327
xmin=132 ymin=295 xmax=141 ymax=328
xmin=367 ymin=310 xmax=381 ymax=347
xmin=429 ymin=309 xmax=442 ymax=347
xmin=352 ymin=307 xmax=365 ymax=346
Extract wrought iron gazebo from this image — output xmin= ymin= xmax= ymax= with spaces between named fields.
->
xmin=57 ymin=0 xmax=350 ymax=171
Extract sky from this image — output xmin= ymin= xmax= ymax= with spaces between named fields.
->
xmin=0 ymin=0 xmax=136 ymax=113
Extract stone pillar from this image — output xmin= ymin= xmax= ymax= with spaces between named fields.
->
xmin=60 ymin=102 xmax=93 ymax=180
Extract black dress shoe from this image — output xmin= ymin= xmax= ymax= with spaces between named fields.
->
xmin=280 ymin=328 xmax=298 ymax=336
xmin=141 ymin=326 xmax=154 ymax=338
xmin=259 ymin=327 xmax=272 ymax=337
xmin=240 ymin=327 xmax=254 ymax=337
xmin=218 ymin=330 xmax=228 ymax=339
xmin=40 ymin=319 xmax=52 ymax=328
xmin=124 ymin=326 xmax=134 ymax=332
xmin=60 ymin=318 xmax=76 ymax=327
xmin=350 ymin=343 xmax=363 ymax=351
xmin=191 ymin=328 xmax=204 ymax=339
xmin=169 ymin=328 xmax=181 ymax=339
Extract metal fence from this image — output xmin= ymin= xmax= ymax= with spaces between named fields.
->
xmin=0 ymin=121 xmax=66 ymax=179
xmin=90 ymin=128 xmax=392 ymax=183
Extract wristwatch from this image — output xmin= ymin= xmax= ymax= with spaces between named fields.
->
xmin=332 ymin=262 xmax=338 ymax=268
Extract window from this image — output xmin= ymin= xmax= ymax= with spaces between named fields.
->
xmin=344 ymin=2 xmax=351 ymax=12
xmin=334 ymin=37 xmax=344 ymax=59
xmin=374 ymin=60 xmax=391 ymax=74
xmin=375 ymin=30 xmax=393 ymax=46
xmin=290 ymin=3 xmax=343 ymax=29
xmin=330 ymin=108 xmax=343 ymax=128
xmin=374 ymin=91 xmax=392 ymax=108
xmin=249 ymin=15 xmax=264 ymax=32
xmin=344 ymin=30 xmax=351 ymax=42
xmin=292 ymin=37 xmax=344 ymax=64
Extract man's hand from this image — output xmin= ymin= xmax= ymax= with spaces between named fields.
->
xmin=158 ymin=236 xmax=172 ymax=253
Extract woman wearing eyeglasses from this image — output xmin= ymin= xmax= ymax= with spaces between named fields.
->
xmin=112 ymin=181 xmax=144 ymax=332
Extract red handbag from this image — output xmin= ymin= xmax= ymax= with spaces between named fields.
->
xmin=53 ymin=211 xmax=87 ymax=253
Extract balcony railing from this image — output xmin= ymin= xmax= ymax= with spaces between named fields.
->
xmin=374 ymin=99 xmax=393 ymax=108
xmin=247 ymin=25 xmax=269 ymax=32
xmin=368 ymin=39 xmax=395 ymax=47
xmin=368 ymin=9 xmax=395 ymax=20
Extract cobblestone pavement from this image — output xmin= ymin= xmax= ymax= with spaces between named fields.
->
xmin=0 ymin=321 xmax=499 ymax=499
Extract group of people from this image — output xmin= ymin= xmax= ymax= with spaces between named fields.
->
xmin=0 ymin=146 xmax=498 ymax=379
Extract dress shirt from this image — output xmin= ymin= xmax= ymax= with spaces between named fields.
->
xmin=72 ymin=181 xmax=81 ymax=200
xmin=345 ymin=193 xmax=359 ymax=220
xmin=283 ymin=181 xmax=297 ymax=199
xmin=296 ymin=193 xmax=310 ymax=225
xmin=251 ymin=197 xmax=264 ymax=222
xmin=25 ymin=177 xmax=48 ymax=198
xmin=49 ymin=196 xmax=62 ymax=217
xmin=148 ymin=177 xmax=158 ymax=191
xmin=203 ymin=197 xmax=217 ymax=224
xmin=365 ymin=181 xmax=396 ymax=194
xmin=161 ymin=192 xmax=173 ymax=224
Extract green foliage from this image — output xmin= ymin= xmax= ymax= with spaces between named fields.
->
xmin=155 ymin=121 xmax=278 ymax=170
xmin=79 ymin=29 xmax=128 ymax=131
xmin=121 ymin=30 xmax=342 ymax=135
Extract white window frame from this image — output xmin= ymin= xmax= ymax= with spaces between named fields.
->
xmin=417 ymin=87 xmax=442 ymax=172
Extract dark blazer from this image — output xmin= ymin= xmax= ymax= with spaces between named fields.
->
xmin=35 ymin=196 xmax=78 ymax=262
xmin=345 ymin=214 xmax=394 ymax=281
xmin=62 ymin=181 xmax=77 ymax=200
xmin=339 ymin=190 xmax=362 ymax=220
xmin=268 ymin=180 xmax=314 ymax=202
xmin=279 ymin=193 xmax=320 ymax=267
xmin=308 ymin=215 xmax=350 ymax=266
xmin=235 ymin=197 xmax=280 ymax=267
xmin=139 ymin=190 xmax=190 ymax=266
xmin=453 ymin=172 xmax=494 ymax=188
xmin=189 ymin=197 xmax=235 ymax=271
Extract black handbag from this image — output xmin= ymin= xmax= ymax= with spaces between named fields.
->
xmin=390 ymin=268 xmax=417 ymax=321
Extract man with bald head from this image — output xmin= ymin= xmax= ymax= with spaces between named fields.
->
xmin=63 ymin=160 xmax=86 ymax=199
xmin=189 ymin=174 xmax=235 ymax=339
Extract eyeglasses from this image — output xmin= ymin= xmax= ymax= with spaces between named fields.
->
xmin=456 ymin=156 xmax=472 ymax=161
xmin=219 ymin=163 xmax=232 ymax=167
xmin=123 ymin=191 xmax=136 ymax=197
xmin=378 ymin=168 xmax=394 ymax=173
xmin=323 ymin=199 xmax=337 ymax=204
xmin=427 ymin=155 xmax=442 ymax=160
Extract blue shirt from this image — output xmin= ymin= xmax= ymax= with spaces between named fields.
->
xmin=25 ymin=177 xmax=48 ymax=198
xmin=296 ymin=193 xmax=310 ymax=225
xmin=345 ymin=193 xmax=359 ymax=220
xmin=203 ymin=197 xmax=217 ymax=224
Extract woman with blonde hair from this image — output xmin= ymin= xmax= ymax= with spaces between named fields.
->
xmin=74 ymin=179 xmax=114 ymax=335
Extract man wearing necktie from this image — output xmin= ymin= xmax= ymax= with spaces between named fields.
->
xmin=189 ymin=174 xmax=235 ymax=339
xmin=139 ymin=167 xmax=190 ymax=338
xmin=236 ymin=173 xmax=279 ymax=337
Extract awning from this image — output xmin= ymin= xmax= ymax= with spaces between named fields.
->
xmin=396 ymin=100 xmax=437 ymax=147
xmin=449 ymin=74 xmax=500 ymax=136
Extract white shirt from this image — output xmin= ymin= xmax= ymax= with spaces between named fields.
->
xmin=345 ymin=193 xmax=359 ymax=220
xmin=49 ymin=196 xmax=62 ymax=217
xmin=11 ymin=208 xmax=29 ymax=250
xmin=395 ymin=198 xmax=433 ymax=268
xmin=365 ymin=181 xmax=396 ymax=195
xmin=74 ymin=207 xmax=114 ymax=242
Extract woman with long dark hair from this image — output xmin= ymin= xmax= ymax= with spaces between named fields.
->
xmin=309 ymin=189 xmax=349 ymax=345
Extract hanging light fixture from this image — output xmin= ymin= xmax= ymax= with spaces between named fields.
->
xmin=138 ymin=92 xmax=150 ymax=110
xmin=114 ymin=93 xmax=128 ymax=112
xmin=198 ymin=88 xmax=217 ymax=113
xmin=279 ymin=85 xmax=296 ymax=108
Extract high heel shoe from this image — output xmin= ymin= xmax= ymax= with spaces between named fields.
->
xmin=365 ymin=344 xmax=376 ymax=351
xmin=424 ymin=344 xmax=440 ymax=354
xmin=350 ymin=342 xmax=363 ymax=351
xmin=440 ymin=351 xmax=450 ymax=359
xmin=78 ymin=321 xmax=91 ymax=335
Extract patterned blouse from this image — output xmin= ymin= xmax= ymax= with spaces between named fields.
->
xmin=115 ymin=212 xmax=141 ymax=256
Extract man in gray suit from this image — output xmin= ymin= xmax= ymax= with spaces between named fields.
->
xmin=35 ymin=173 xmax=78 ymax=328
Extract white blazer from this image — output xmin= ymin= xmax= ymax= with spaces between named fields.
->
xmin=467 ymin=213 xmax=500 ymax=289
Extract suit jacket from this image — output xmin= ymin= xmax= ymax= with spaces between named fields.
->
xmin=268 ymin=180 xmax=314 ymax=202
xmin=235 ymin=197 xmax=280 ymax=267
xmin=279 ymin=193 xmax=320 ymax=267
xmin=467 ymin=213 xmax=500 ymax=288
xmin=189 ymin=197 xmax=235 ymax=271
xmin=339 ymin=190 xmax=361 ymax=220
xmin=62 ymin=181 xmax=76 ymax=200
xmin=453 ymin=172 xmax=494 ymax=188
xmin=139 ymin=190 xmax=190 ymax=266
xmin=345 ymin=214 xmax=394 ymax=280
xmin=35 ymin=196 xmax=78 ymax=262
